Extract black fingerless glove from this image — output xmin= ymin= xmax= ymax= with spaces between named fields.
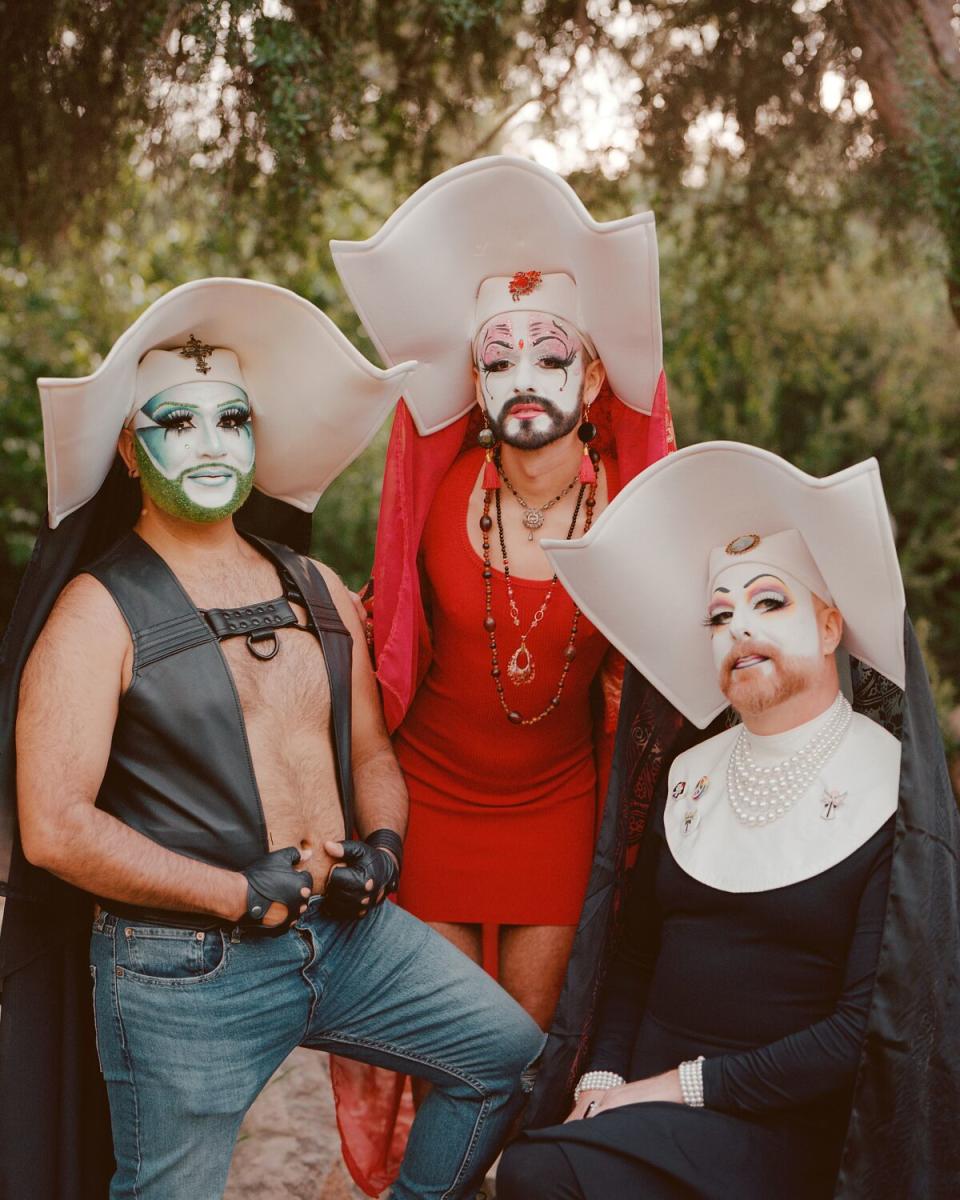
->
xmin=323 ymin=829 xmax=403 ymax=920
xmin=242 ymin=846 xmax=313 ymax=931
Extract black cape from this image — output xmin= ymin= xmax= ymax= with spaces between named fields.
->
xmin=525 ymin=620 xmax=960 ymax=1199
xmin=0 ymin=460 xmax=311 ymax=1200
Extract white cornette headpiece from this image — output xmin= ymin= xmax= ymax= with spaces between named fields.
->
xmin=330 ymin=155 xmax=662 ymax=435
xmin=542 ymin=442 xmax=906 ymax=728
xmin=707 ymin=529 xmax=833 ymax=605
xmin=38 ymin=278 xmax=418 ymax=527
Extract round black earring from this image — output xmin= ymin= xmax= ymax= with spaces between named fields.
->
xmin=478 ymin=426 xmax=496 ymax=450
xmin=577 ymin=415 xmax=597 ymax=445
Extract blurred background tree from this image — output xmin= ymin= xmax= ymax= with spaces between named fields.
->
xmin=0 ymin=0 xmax=957 ymax=755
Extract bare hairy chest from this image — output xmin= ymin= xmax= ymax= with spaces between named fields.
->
xmin=219 ymin=627 xmax=330 ymax=729
xmin=176 ymin=556 xmax=332 ymax=731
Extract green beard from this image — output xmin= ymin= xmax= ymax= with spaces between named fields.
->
xmin=134 ymin=441 xmax=256 ymax=524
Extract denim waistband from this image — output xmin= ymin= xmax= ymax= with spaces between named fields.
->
xmin=95 ymin=896 xmax=326 ymax=938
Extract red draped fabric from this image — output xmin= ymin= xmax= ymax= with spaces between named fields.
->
xmin=330 ymin=372 xmax=676 ymax=1196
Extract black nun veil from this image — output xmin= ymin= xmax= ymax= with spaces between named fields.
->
xmin=0 ymin=462 xmax=311 ymax=1200
xmin=525 ymin=618 xmax=960 ymax=1198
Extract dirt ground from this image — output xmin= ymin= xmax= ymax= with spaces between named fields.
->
xmin=225 ymin=1048 xmax=369 ymax=1200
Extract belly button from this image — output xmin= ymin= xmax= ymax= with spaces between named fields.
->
xmin=300 ymin=839 xmax=311 ymax=851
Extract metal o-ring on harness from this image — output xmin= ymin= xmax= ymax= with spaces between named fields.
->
xmin=202 ymin=596 xmax=312 ymax=660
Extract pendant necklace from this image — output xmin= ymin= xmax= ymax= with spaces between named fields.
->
xmin=727 ymin=693 xmax=852 ymax=827
xmin=479 ymin=455 xmax=600 ymax=725
xmin=499 ymin=464 xmax=581 ymax=539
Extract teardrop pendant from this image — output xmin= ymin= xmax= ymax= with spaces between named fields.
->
xmin=507 ymin=642 xmax=536 ymax=685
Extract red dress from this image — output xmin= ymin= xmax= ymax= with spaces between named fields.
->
xmin=395 ymin=448 xmax=618 ymax=925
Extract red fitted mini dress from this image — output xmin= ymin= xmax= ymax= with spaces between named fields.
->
xmin=394 ymin=448 xmax=617 ymax=925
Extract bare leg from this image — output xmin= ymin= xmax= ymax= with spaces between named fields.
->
xmin=499 ymin=925 xmax=577 ymax=1031
xmin=427 ymin=920 xmax=483 ymax=964
xmin=412 ymin=921 xmax=484 ymax=1108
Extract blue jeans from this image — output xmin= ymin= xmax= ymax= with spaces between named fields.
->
xmin=90 ymin=898 xmax=543 ymax=1200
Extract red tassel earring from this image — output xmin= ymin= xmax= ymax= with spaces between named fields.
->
xmin=478 ymin=424 xmax=500 ymax=490
xmin=577 ymin=408 xmax=597 ymax=485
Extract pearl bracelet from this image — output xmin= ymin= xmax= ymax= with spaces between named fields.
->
xmin=574 ymin=1070 xmax=625 ymax=1102
xmin=678 ymin=1056 xmax=705 ymax=1107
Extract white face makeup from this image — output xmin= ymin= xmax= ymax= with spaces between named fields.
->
xmin=706 ymin=562 xmax=824 ymax=710
xmin=473 ymin=310 xmax=588 ymax=449
xmin=131 ymin=380 xmax=255 ymax=521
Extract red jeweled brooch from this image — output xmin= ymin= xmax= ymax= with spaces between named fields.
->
xmin=508 ymin=270 xmax=543 ymax=301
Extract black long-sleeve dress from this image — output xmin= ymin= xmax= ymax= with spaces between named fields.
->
xmin=508 ymin=790 xmax=894 ymax=1200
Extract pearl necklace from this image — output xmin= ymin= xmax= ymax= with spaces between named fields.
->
xmin=727 ymin=694 xmax=853 ymax=827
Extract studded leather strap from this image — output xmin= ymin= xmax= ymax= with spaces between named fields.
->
xmin=202 ymin=597 xmax=300 ymax=641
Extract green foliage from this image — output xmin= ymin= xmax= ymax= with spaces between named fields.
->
xmin=308 ymin=428 xmax=390 ymax=592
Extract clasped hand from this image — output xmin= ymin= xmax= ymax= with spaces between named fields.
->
xmin=322 ymin=838 xmax=399 ymax=920
xmin=242 ymin=845 xmax=314 ymax=930
xmin=565 ymin=1070 xmax=683 ymax=1122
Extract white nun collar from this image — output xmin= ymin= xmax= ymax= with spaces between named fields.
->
xmin=663 ymin=708 xmax=900 ymax=893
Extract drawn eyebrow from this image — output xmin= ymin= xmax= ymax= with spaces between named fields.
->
xmin=711 ymin=586 xmax=731 ymax=594
xmin=151 ymin=396 xmax=247 ymax=414
xmin=151 ymin=401 xmax=199 ymax=413
xmin=480 ymin=324 xmax=515 ymax=354
xmin=745 ymin=573 xmax=786 ymax=588
xmin=529 ymin=317 xmax=571 ymax=337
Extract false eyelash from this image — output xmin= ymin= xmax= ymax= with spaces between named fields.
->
xmin=481 ymin=359 xmax=512 ymax=374
xmin=752 ymin=591 xmax=788 ymax=611
xmin=219 ymin=406 xmax=251 ymax=427
xmin=539 ymin=349 xmax=577 ymax=370
xmin=702 ymin=612 xmax=731 ymax=628
xmin=153 ymin=407 xmax=195 ymax=428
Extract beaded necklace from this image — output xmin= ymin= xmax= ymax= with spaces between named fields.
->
xmin=499 ymin=464 xmax=581 ymax=539
xmin=480 ymin=456 xmax=600 ymax=725
xmin=727 ymin=693 xmax=853 ymax=826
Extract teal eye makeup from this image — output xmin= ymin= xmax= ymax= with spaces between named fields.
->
xmin=218 ymin=404 xmax=252 ymax=429
xmin=152 ymin=406 xmax=197 ymax=432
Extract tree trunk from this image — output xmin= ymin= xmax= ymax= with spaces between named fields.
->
xmin=846 ymin=0 xmax=960 ymax=139
xmin=845 ymin=0 xmax=960 ymax=326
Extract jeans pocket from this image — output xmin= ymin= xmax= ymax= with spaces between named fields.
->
xmin=120 ymin=925 xmax=227 ymax=985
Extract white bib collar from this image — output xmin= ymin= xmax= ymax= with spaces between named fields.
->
xmin=744 ymin=700 xmax=840 ymax=763
xmin=664 ymin=710 xmax=900 ymax=893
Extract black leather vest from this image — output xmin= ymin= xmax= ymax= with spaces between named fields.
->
xmin=86 ymin=532 xmax=354 ymax=871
